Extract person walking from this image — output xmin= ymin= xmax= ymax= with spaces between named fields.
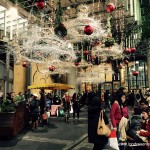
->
xmin=30 ymin=94 xmax=39 ymax=130
xmin=88 ymin=92 xmax=109 ymax=150
xmin=64 ymin=92 xmax=71 ymax=114
xmin=72 ymin=93 xmax=80 ymax=120
xmin=39 ymin=88 xmax=46 ymax=125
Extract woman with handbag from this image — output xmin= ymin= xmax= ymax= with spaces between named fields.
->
xmin=88 ymin=92 xmax=109 ymax=150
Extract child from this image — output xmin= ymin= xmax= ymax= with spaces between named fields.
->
xmin=42 ymin=110 xmax=48 ymax=127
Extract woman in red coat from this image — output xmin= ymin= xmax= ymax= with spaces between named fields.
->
xmin=137 ymin=108 xmax=150 ymax=150
xmin=110 ymin=93 xmax=128 ymax=131
xmin=110 ymin=92 xmax=128 ymax=150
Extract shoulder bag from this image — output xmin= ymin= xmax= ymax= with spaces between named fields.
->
xmin=97 ymin=110 xmax=111 ymax=137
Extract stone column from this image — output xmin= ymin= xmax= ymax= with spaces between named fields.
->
xmin=67 ymin=67 xmax=78 ymax=96
xmin=147 ymin=39 xmax=150 ymax=87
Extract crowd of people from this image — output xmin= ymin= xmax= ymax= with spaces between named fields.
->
xmin=0 ymin=89 xmax=82 ymax=129
xmin=87 ymin=87 xmax=150 ymax=150
xmin=1 ymin=86 xmax=150 ymax=149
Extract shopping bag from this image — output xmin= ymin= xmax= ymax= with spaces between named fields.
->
xmin=107 ymin=130 xmax=119 ymax=150
xmin=97 ymin=110 xmax=111 ymax=137
xmin=46 ymin=111 xmax=50 ymax=118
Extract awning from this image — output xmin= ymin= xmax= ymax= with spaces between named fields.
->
xmin=27 ymin=83 xmax=75 ymax=90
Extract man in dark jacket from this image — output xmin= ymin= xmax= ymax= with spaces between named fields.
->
xmin=88 ymin=92 xmax=109 ymax=150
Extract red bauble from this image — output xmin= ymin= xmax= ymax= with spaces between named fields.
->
xmin=74 ymin=62 xmax=80 ymax=66
xmin=49 ymin=66 xmax=55 ymax=71
xmin=119 ymin=64 xmax=123 ymax=69
xmin=84 ymin=25 xmax=93 ymax=35
xmin=131 ymin=47 xmax=136 ymax=53
xmin=22 ymin=61 xmax=28 ymax=67
xmin=124 ymin=48 xmax=131 ymax=53
xmin=124 ymin=60 xmax=129 ymax=64
xmin=132 ymin=71 xmax=139 ymax=76
xmin=83 ymin=50 xmax=89 ymax=55
xmin=106 ymin=3 xmax=115 ymax=13
xmin=91 ymin=55 xmax=96 ymax=60
xmin=36 ymin=1 xmax=45 ymax=9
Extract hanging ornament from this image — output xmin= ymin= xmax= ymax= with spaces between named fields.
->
xmin=74 ymin=62 xmax=80 ymax=66
xmin=124 ymin=48 xmax=131 ymax=53
xmin=124 ymin=60 xmax=129 ymax=64
xmin=36 ymin=1 xmax=45 ymax=9
xmin=22 ymin=61 xmax=28 ymax=67
xmin=84 ymin=25 xmax=93 ymax=35
xmin=118 ymin=64 xmax=123 ymax=69
xmin=106 ymin=3 xmax=115 ymax=13
xmin=49 ymin=66 xmax=56 ymax=71
xmin=131 ymin=47 xmax=136 ymax=53
xmin=132 ymin=71 xmax=139 ymax=76
xmin=83 ymin=50 xmax=89 ymax=55
xmin=54 ymin=23 xmax=67 ymax=37
xmin=91 ymin=55 xmax=96 ymax=60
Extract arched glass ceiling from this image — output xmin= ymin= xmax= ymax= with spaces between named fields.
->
xmin=0 ymin=5 xmax=28 ymax=39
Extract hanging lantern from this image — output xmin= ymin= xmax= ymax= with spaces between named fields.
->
xmin=132 ymin=71 xmax=139 ymax=76
xmin=22 ymin=61 xmax=28 ymax=67
xmin=74 ymin=62 xmax=80 ymax=66
xmin=49 ymin=66 xmax=55 ymax=71
xmin=83 ymin=50 xmax=89 ymax=55
xmin=124 ymin=60 xmax=129 ymax=64
xmin=106 ymin=3 xmax=115 ymax=13
xmin=131 ymin=47 xmax=136 ymax=53
xmin=124 ymin=48 xmax=131 ymax=53
xmin=84 ymin=25 xmax=93 ymax=35
xmin=36 ymin=1 xmax=45 ymax=9
xmin=118 ymin=64 xmax=123 ymax=69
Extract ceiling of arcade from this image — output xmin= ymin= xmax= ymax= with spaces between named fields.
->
xmin=0 ymin=0 xmax=148 ymax=75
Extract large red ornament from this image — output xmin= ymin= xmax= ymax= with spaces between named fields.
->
xmin=124 ymin=60 xmax=129 ymax=64
xmin=84 ymin=25 xmax=93 ymax=35
xmin=22 ymin=61 xmax=28 ymax=67
xmin=106 ymin=3 xmax=115 ymax=13
xmin=132 ymin=71 xmax=139 ymax=76
xmin=49 ymin=66 xmax=55 ymax=71
xmin=131 ymin=47 xmax=136 ymax=53
xmin=74 ymin=62 xmax=80 ymax=66
xmin=118 ymin=64 xmax=123 ymax=69
xmin=83 ymin=50 xmax=89 ymax=55
xmin=124 ymin=48 xmax=131 ymax=53
xmin=36 ymin=1 xmax=45 ymax=9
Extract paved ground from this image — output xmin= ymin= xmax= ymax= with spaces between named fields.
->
xmin=0 ymin=106 xmax=93 ymax=150
xmin=0 ymin=104 xmax=132 ymax=150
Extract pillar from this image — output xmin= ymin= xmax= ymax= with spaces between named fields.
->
xmin=147 ymin=39 xmax=150 ymax=87
xmin=67 ymin=67 xmax=78 ymax=96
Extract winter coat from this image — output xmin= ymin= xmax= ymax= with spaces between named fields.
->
xmin=139 ymin=120 xmax=150 ymax=150
xmin=110 ymin=101 xmax=128 ymax=128
xmin=88 ymin=96 xmax=109 ymax=145
xmin=127 ymin=115 xmax=142 ymax=141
